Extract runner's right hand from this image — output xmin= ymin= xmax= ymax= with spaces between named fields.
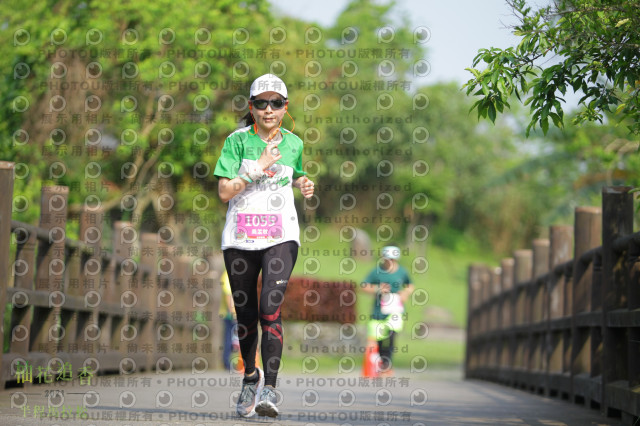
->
xmin=257 ymin=141 xmax=282 ymax=170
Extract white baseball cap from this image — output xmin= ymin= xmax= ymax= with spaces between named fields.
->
xmin=249 ymin=73 xmax=288 ymax=99
xmin=381 ymin=246 xmax=401 ymax=260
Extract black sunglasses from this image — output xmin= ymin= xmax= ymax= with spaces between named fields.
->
xmin=251 ymin=98 xmax=287 ymax=110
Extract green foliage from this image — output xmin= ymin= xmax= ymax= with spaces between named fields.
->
xmin=0 ymin=0 xmax=274 ymax=236
xmin=289 ymin=0 xmax=424 ymax=233
xmin=545 ymin=111 xmax=640 ymax=191
xmin=463 ymin=0 xmax=640 ymax=136
xmin=0 ymin=0 xmax=431 ymax=249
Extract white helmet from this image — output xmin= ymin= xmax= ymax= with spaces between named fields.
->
xmin=381 ymin=246 xmax=400 ymax=260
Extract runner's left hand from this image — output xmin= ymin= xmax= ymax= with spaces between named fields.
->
xmin=300 ymin=176 xmax=314 ymax=198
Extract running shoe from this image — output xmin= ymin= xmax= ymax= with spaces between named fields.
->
xmin=236 ymin=368 xmax=264 ymax=417
xmin=255 ymin=385 xmax=279 ymax=418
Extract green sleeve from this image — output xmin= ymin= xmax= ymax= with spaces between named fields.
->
xmin=213 ymin=136 xmax=243 ymax=179
xmin=292 ymin=138 xmax=306 ymax=179
xmin=403 ymin=268 xmax=413 ymax=287
xmin=363 ymin=268 xmax=379 ymax=285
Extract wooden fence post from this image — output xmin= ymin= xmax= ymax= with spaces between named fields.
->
xmin=489 ymin=267 xmax=502 ymax=332
xmin=465 ymin=263 xmax=483 ymax=378
xmin=601 ymin=187 xmax=633 ymax=417
xmin=479 ymin=266 xmax=491 ymax=368
xmin=175 ymin=255 xmax=188 ymax=369
xmin=571 ymin=206 xmax=601 ymax=404
xmin=498 ymin=258 xmax=514 ymax=378
xmin=629 ymin=238 xmax=640 ymax=390
xmin=140 ymin=233 xmax=158 ymax=372
xmin=32 ymin=186 xmax=69 ymax=357
xmin=155 ymin=241 xmax=171 ymax=372
xmin=182 ymin=254 xmax=195 ymax=369
xmin=513 ymin=250 xmax=532 ymax=387
xmin=489 ymin=267 xmax=502 ymax=369
xmin=112 ymin=221 xmax=129 ymax=358
xmin=532 ymin=239 xmax=550 ymax=323
xmin=61 ymin=210 xmax=84 ymax=360
xmin=0 ymin=162 xmax=15 ymax=381
xmin=78 ymin=206 xmax=104 ymax=361
xmin=530 ymin=239 xmax=550 ymax=381
xmin=546 ymin=225 xmax=572 ymax=397
xmin=514 ymin=250 xmax=533 ymax=325
xmin=10 ymin=225 xmax=36 ymax=360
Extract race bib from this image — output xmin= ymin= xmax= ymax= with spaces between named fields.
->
xmin=380 ymin=293 xmax=404 ymax=315
xmin=236 ymin=213 xmax=283 ymax=240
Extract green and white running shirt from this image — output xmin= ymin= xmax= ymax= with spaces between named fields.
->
xmin=214 ymin=126 xmax=306 ymax=250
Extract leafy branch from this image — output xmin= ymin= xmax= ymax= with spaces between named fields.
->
xmin=463 ymin=0 xmax=640 ymax=136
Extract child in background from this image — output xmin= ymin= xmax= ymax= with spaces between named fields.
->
xmin=361 ymin=245 xmax=414 ymax=375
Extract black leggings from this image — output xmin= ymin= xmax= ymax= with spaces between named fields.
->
xmin=223 ymin=241 xmax=298 ymax=387
xmin=378 ymin=330 xmax=396 ymax=371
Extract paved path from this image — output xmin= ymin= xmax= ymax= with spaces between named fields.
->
xmin=0 ymin=368 xmax=622 ymax=425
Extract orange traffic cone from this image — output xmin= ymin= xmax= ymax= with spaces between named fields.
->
xmin=235 ymin=347 xmax=261 ymax=373
xmin=234 ymin=353 xmax=243 ymax=373
xmin=362 ymin=342 xmax=380 ymax=377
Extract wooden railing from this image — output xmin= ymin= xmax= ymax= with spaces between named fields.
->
xmin=465 ymin=186 xmax=639 ymax=424
xmin=0 ymin=161 xmax=223 ymax=388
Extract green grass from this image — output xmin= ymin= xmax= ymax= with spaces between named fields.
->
xmin=280 ymin=339 xmax=465 ymax=375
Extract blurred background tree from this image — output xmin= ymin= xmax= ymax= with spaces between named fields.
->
xmin=1 ymin=0 xmax=636 ymax=260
